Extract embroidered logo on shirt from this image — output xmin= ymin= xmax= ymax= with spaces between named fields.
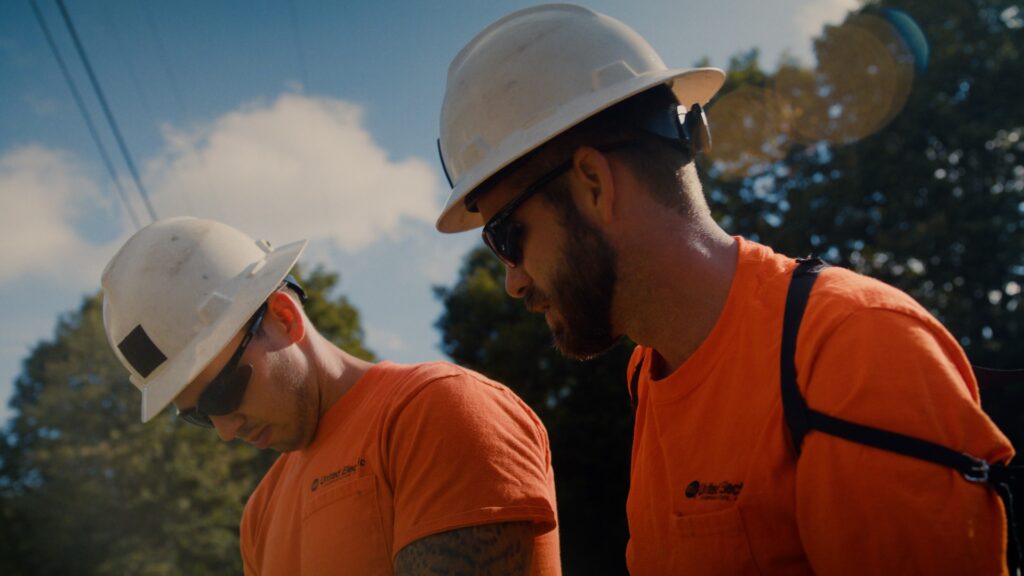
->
xmin=685 ymin=480 xmax=744 ymax=501
xmin=310 ymin=458 xmax=366 ymax=492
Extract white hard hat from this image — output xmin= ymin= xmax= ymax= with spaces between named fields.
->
xmin=436 ymin=3 xmax=726 ymax=233
xmin=101 ymin=217 xmax=307 ymax=422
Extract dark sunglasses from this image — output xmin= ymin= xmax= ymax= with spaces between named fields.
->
xmin=177 ymin=277 xmax=307 ymax=428
xmin=480 ymin=141 xmax=635 ymax=267
xmin=177 ymin=302 xmax=267 ymax=428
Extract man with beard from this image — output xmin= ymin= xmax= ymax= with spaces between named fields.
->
xmin=101 ymin=217 xmax=561 ymax=575
xmin=434 ymin=4 xmax=1013 ymax=574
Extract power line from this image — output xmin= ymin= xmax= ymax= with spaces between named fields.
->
xmin=54 ymin=0 xmax=158 ymax=223
xmin=27 ymin=0 xmax=142 ymax=230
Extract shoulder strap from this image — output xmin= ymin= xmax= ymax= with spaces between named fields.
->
xmin=780 ymin=256 xmax=1023 ymax=574
xmin=781 ymin=257 xmax=997 ymax=475
xmin=780 ymin=257 xmax=826 ymax=455
xmin=975 ymin=366 xmax=1024 ymax=388
xmin=630 ymin=357 xmax=644 ymax=414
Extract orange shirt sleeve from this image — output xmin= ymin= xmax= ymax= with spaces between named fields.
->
xmin=384 ymin=372 xmax=558 ymax=558
xmin=795 ymin=307 xmax=1013 ymax=575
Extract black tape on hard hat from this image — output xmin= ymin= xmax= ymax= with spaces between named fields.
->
xmin=118 ymin=324 xmax=168 ymax=378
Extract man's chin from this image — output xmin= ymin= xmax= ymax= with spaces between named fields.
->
xmin=551 ymin=327 xmax=620 ymax=361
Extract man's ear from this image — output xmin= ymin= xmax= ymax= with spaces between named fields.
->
xmin=266 ymin=291 xmax=305 ymax=343
xmin=571 ymin=146 xmax=617 ymax=225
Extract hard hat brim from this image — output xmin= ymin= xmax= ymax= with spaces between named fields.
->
xmin=435 ymin=66 xmax=726 ymax=234
xmin=136 ymin=238 xmax=308 ymax=422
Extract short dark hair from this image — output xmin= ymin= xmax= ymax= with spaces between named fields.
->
xmin=467 ymin=85 xmax=709 ymax=217
xmin=532 ymin=85 xmax=705 ymax=214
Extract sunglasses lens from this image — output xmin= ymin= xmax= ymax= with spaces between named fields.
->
xmin=501 ymin=224 xmax=523 ymax=266
xmin=179 ymin=409 xmax=214 ymax=428
xmin=483 ymin=229 xmax=508 ymax=266
xmin=484 ymin=221 xmax=522 ymax=267
xmin=198 ymin=364 xmax=253 ymax=416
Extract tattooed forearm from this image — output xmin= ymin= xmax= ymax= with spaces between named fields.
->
xmin=394 ymin=521 xmax=535 ymax=576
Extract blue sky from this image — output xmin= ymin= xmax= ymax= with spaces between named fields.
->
xmin=0 ymin=0 xmax=859 ymax=424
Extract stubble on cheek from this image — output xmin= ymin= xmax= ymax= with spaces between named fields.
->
xmin=265 ymin=354 xmax=318 ymax=452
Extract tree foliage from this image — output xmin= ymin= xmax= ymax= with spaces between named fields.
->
xmin=0 ymin=267 xmax=373 ymax=575
xmin=296 ymin=264 xmax=375 ymax=362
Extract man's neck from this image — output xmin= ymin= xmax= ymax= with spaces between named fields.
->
xmin=616 ymin=216 xmax=738 ymax=379
xmin=309 ymin=335 xmax=375 ymax=419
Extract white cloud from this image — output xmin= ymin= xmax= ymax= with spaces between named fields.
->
xmin=0 ymin=146 xmax=127 ymax=426
xmin=366 ymin=325 xmax=407 ymax=354
xmin=794 ymin=0 xmax=860 ymax=38
xmin=415 ymin=232 xmax=478 ymax=285
xmin=146 ymin=93 xmax=442 ymax=252
xmin=0 ymin=146 xmax=122 ymax=284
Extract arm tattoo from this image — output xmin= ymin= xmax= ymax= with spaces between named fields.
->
xmin=394 ymin=521 xmax=535 ymax=576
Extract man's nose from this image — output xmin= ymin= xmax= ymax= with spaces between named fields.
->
xmin=505 ymin=264 xmax=532 ymax=299
xmin=209 ymin=413 xmax=245 ymax=442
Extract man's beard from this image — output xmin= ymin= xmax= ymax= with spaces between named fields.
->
xmin=529 ymin=203 xmax=620 ymax=360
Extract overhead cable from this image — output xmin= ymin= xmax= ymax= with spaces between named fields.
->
xmin=54 ymin=0 xmax=158 ymax=223
xmin=28 ymin=0 xmax=142 ymax=230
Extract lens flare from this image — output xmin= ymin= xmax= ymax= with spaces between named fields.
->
xmin=881 ymin=8 xmax=929 ymax=73
xmin=783 ymin=13 xmax=917 ymax=145
xmin=707 ymin=10 xmax=929 ymax=179
xmin=706 ymin=86 xmax=790 ymax=179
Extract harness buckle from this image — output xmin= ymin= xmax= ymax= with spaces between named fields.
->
xmin=963 ymin=457 xmax=990 ymax=483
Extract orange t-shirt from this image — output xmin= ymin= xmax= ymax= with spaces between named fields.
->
xmin=626 ymin=237 xmax=1013 ymax=575
xmin=240 ymin=361 xmax=560 ymax=575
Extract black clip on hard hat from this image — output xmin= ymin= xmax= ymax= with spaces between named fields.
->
xmin=639 ymin=102 xmax=712 ymax=158
xmin=680 ymin=103 xmax=712 ymax=156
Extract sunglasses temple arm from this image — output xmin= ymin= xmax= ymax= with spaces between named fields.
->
xmin=437 ymin=139 xmax=454 ymax=189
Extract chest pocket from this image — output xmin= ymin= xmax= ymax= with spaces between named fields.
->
xmin=301 ymin=474 xmax=390 ymax=575
xmin=670 ymin=506 xmax=758 ymax=575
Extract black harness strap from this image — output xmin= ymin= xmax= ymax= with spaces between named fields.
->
xmin=780 ymin=257 xmax=827 ymax=455
xmin=782 ymin=257 xmax=1023 ymax=574
xmin=975 ymin=367 xmax=1024 ymax=388
xmin=630 ymin=358 xmax=644 ymax=414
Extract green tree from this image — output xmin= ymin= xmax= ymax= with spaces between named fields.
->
xmin=0 ymin=267 xmax=373 ymax=575
xmin=297 ymin=264 xmax=375 ymax=361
